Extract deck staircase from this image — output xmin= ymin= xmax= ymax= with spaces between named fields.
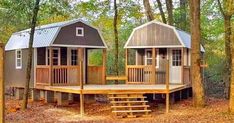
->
xmin=108 ymin=93 xmax=151 ymax=118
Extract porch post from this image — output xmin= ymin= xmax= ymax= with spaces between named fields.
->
xmin=125 ymin=49 xmax=128 ymax=84
xmin=49 ymin=47 xmax=53 ymax=86
xmin=102 ymin=49 xmax=106 ymax=85
xmin=152 ymin=48 xmax=156 ymax=84
xmin=166 ymin=59 xmax=170 ymax=113
xmin=181 ymin=48 xmax=184 ymax=84
xmin=78 ymin=48 xmax=84 ymax=85
xmin=79 ymin=60 xmax=84 ymax=116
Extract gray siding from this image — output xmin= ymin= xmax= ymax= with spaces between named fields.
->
xmin=4 ymin=49 xmax=34 ymax=88
xmin=53 ymin=22 xmax=105 ymax=47
xmin=127 ymin=23 xmax=181 ymax=47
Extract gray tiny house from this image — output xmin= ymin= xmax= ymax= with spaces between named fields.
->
xmin=4 ymin=19 xmax=107 ymax=89
xmin=124 ymin=21 xmax=205 ymax=85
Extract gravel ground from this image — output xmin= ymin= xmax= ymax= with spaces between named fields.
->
xmin=5 ymin=96 xmax=234 ymax=123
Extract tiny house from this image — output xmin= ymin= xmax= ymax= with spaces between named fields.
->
xmin=4 ymin=19 xmax=107 ymax=89
xmin=124 ymin=21 xmax=205 ymax=85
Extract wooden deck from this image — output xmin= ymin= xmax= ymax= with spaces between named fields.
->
xmin=36 ymin=84 xmax=189 ymax=94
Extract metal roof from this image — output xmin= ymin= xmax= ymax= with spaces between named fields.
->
xmin=124 ymin=20 xmax=205 ymax=52
xmin=5 ymin=19 xmax=107 ymax=51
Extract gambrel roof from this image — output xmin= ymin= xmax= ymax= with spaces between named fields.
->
xmin=5 ymin=19 xmax=107 ymax=51
xmin=124 ymin=20 xmax=205 ymax=52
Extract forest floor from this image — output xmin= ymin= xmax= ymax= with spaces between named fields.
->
xmin=5 ymin=96 xmax=234 ymax=123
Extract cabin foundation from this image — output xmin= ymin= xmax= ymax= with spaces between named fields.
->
xmin=15 ymin=88 xmax=24 ymax=100
xmin=45 ymin=91 xmax=55 ymax=103
xmin=57 ymin=92 xmax=69 ymax=106
xmin=32 ymin=89 xmax=40 ymax=101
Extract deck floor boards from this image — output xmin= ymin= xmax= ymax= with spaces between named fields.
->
xmin=38 ymin=84 xmax=189 ymax=94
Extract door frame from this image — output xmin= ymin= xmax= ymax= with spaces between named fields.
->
xmin=46 ymin=47 xmax=61 ymax=66
xmin=169 ymin=48 xmax=182 ymax=84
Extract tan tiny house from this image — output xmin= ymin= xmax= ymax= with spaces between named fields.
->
xmin=4 ymin=19 xmax=107 ymax=89
xmin=124 ymin=21 xmax=205 ymax=85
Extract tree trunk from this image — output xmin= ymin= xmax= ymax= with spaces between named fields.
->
xmin=166 ymin=0 xmax=173 ymax=25
xmin=22 ymin=0 xmax=40 ymax=110
xmin=224 ymin=15 xmax=232 ymax=99
xmin=217 ymin=0 xmax=233 ymax=99
xmin=189 ymin=0 xmax=205 ymax=107
xmin=156 ymin=0 xmax=167 ymax=23
xmin=0 ymin=43 xmax=4 ymax=123
xmin=113 ymin=0 xmax=119 ymax=84
xmin=143 ymin=0 xmax=154 ymax=21
xmin=230 ymin=21 xmax=234 ymax=113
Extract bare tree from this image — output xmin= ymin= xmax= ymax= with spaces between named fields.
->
xmin=189 ymin=0 xmax=205 ymax=107
xmin=113 ymin=0 xmax=119 ymax=84
xmin=143 ymin=0 xmax=154 ymax=21
xmin=166 ymin=0 xmax=173 ymax=25
xmin=156 ymin=0 xmax=167 ymax=23
xmin=22 ymin=0 xmax=40 ymax=110
xmin=217 ymin=0 xmax=234 ymax=99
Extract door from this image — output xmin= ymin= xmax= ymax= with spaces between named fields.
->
xmin=169 ymin=49 xmax=182 ymax=84
xmin=46 ymin=48 xmax=60 ymax=65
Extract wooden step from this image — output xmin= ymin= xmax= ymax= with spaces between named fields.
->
xmin=110 ymin=100 xmax=148 ymax=103
xmin=112 ymin=110 xmax=151 ymax=113
xmin=111 ymin=105 xmax=150 ymax=108
xmin=109 ymin=96 xmax=146 ymax=99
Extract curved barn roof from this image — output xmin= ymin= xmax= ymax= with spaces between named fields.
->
xmin=5 ymin=19 xmax=107 ymax=51
xmin=124 ymin=20 xmax=205 ymax=52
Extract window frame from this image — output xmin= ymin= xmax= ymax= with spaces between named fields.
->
xmin=70 ymin=49 xmax=78 ymax=66
xmin=172 ymin=49 xmax=182 ymax=66
xmin=46 ymin=48 xmax=61 ymax=66
xmin=15 ymin=49 xmax=22 ymax=69
xmin=144 ymin=49 xmax=159 ymax=68
xmin=76 ymin=27 xmax=84 ymax=37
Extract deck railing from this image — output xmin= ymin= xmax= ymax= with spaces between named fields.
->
xmin=87 ymin=66 xmax=104 ymax=84
xmin=127 ymin=65 xmax=166 ymax=84
xmin=52 ymin=66 xmax=80 ymax=86
xmin=183 ymin=66 xmax=191 ymax=85
xmin=36 ymin=65 xmax=80 ymax=86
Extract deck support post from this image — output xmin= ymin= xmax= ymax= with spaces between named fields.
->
xmin=15 ymin=88 xmax=24 ymax=100
xmin=32 ymin=89 xmax=40 ymax=101
xmin=57 ymin=92 xmax=69 ymax=106
xmin=79 ymin=60 xmax=84 ymax=116
xmin=152 ymin=48 xmax=156 ymax=84
xmin=45 ymin=91 xmax=55 ymax=103
xmin=102 ymin=49 xmax=106 ymax=85
xmin=165 ymin=59 xmax=170 ymax=113
xmin=0 ymin=43 xmax=4 ymax=123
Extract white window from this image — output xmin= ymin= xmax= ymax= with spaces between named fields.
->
xmin=172 ymin=49 xmax=181 ymax=66
xmin=15 ymin=49 xmax=22 ymax=69
xmin=145 ymin=49 xmax=159 ymax=68
xmin=76 ymin=27 xmax=84 ymax=36
xmin=71 ymin=49 xmax=78 ymax=65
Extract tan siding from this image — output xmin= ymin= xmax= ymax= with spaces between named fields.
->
xmin=5 ymin=49 xmax=34 ymax=88
xmin=127 ymin=23 xmax=181 ymax=47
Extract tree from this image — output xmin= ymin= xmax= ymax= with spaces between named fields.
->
xmin=156 ymin=0 xmax=167 ymax=23
xmin=189 ymin=0 xmax=205 ymax=107
xmin=113 ymin=0 xmax=119 ymax=83
xmin=22 ymin=0 xmax=40 ymax=110
xmin=143 ymin=0 xmax=154 ymax=21
xmin=166 ymin=0 xmax=173 ymax=25
xmin=217 ymin=0 xmax=234 ymax=99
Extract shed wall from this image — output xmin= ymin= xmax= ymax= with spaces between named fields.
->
xmin=4 ymin=49 xmax=34 ymax=88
